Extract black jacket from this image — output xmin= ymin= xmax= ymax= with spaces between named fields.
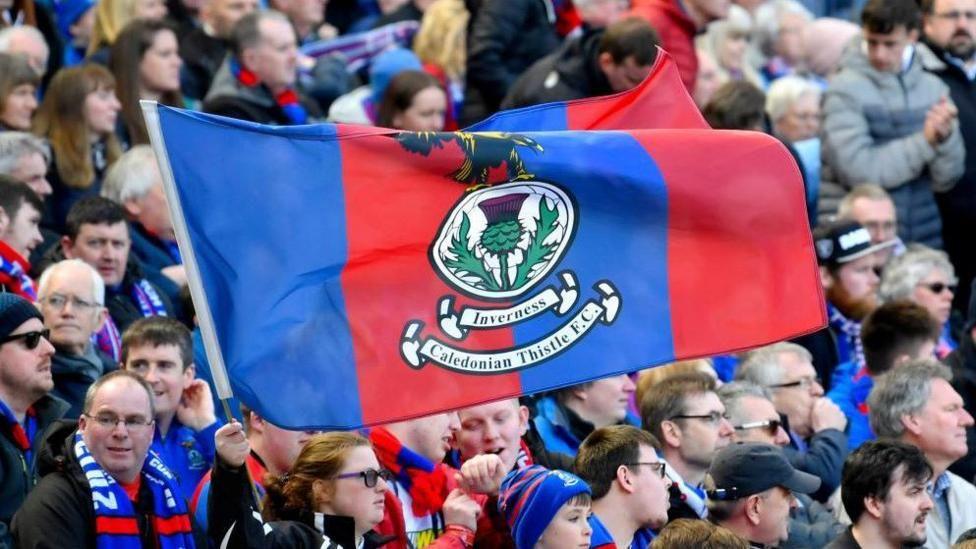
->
xmin=823 ymin=527 xmax=863 ymax=549
xmin=180 ymin=28 xmax=231 ymax=101
xmin=208 ymin=459 xmax=393 ymax=548
xmin=461 ymin=0 xmax=560 ymax=124
xmin=0 ymin=395 xmax=68 ymax=547
xmin=11 ymin=421 xmax=207 ymax=548
xmin=203 ymin=57 xmax=322 ymax=125
xmin=944 ymin=335 xmax=976 ymax=483
xmin=50 ymin=348 xmax=118 ymax=419
xmin=921 ymin=39 xmax=976 ymax=315
xmin=502 ymin=28 xmax=612 ymax=110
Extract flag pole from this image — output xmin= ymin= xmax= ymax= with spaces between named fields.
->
xmin=140 ymin=101 xmax=263 ymax=510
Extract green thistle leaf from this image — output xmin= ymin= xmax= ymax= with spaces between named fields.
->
xmin=444 ymin=213 xmax=500 ymax=291
xmin=513 ymin=198 xmax=560 ymax=288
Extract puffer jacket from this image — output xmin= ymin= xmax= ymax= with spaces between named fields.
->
xmin=819 ymin=38 xmax=964 ymax=247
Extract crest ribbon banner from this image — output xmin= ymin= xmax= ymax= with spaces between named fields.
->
xmin=144 ymin=53 xmax=825 ymax=430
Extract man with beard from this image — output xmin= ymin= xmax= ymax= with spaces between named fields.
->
xmin=861 ymin=359 xmax=976 ymax=547
xmin=794 ymin=220 xmax=893 ymax=388
xmin=826 ymin=440 xmax=934 ymax=549
xmin=919 ymin=0 xmax=976 ymax=317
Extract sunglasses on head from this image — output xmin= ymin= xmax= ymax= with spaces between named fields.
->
xmin=923 ymin=282 xmax=957 ymax=294
xmin=0 ymin=329 xmax=50 ymax=350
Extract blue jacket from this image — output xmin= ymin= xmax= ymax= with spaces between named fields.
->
xmin=827 ymin=362 xmax=875 ymax=451
xmin=533 ymin=396 xmax=639 ymax=457
xmin=151 ymin=419 xmax=220 ymax=501
xmin=588 ymin=513 xmax=654 ymax=548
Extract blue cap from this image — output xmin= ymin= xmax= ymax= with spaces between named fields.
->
xmin=369 ymin=47 xmax=421 ymax=106
xmin=54 ymin=0 xmax=97 ymax=41
xmin=497 ymin=465 xmax=591 ymax=549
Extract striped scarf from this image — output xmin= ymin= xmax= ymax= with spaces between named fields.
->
xmin=828 ymin=302 xmax=864 ymax=371
xmin=230 ymin=57 xmax=308 ymax=125
xmin=369 ymin=427 xmax=449 ymax=516
xmin=74 ymin=432 xmax=195 ymax=549
xmin=0 ymin=241 xmax=36 ymax=299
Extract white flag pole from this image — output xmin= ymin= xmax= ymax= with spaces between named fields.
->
xmin=140 ymin=101 xmax=261 ymax=507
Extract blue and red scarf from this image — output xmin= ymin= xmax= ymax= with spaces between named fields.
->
xmin=230 ymin=57 xmax=308 ymax=125
xmin=93 ymin=316 xmax=122 ymax=362
xmin=74 ymin=432 xmax=195 ymax=549
xmin=0 ymin=400 xmax=35 ymax=464
xmin=369 ymin=427 xmax=450 ymax=516
xmin=0 ymin=240 xmax=36 ymax=300
xmin=131 ymin=279 xmax=168 ymax=318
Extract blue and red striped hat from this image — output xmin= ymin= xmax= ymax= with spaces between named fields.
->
xmin=497 ymin=465 xmax=591 ymax=549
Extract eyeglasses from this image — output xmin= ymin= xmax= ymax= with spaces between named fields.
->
xmin=42 ymin=294 xmax=101 ymax=311
xmin=734 ymin=419 xmax=783 ymax=436
xmin=0 ymin=329 xmax=50 ymax=350
xmin=920 ymin=282 xmax=957 ymax=294
xmin=669 ymin=411 xmax=730 ymax=425
xmin=767 ymin=377 xmax=821 ymax=391
xmin=626 ymin=461 xmax=667 ymax=478
xmin=83 ymin=413 xmax=154 ymax=430
xmin=932 ymin=10 xmax=976 ymax=20
xmin=335 ymin=468 xmax=394 ymax=488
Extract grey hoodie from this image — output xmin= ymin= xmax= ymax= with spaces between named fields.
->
xmin=819 ymin=37 xmax=964 ymax=248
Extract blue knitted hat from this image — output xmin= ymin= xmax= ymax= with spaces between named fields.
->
xmin=497 ymin=465 xmax=591 ymax=549
xmin=369 ymin=47 xmax=422 ymax=106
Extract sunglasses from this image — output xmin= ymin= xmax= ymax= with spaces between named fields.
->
xmin=922 ymin=282 xmax=957 ymax=294
xmin=0 ymin=329 xmax=50 ymax=350
xmin=734 ymin=419 xmax=782 ymax=436
xmin=335 ymin=468 xmax=394 ymax=488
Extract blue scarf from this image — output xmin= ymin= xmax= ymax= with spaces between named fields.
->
xmin=828 ymin=303 xmax=864 ymax=371
xmin=73 ymin=432 xmax=195 ymax=549
xmin=131 ymin=279 xmax=168 ymax=318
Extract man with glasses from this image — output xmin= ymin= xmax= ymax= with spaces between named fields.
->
xmin=921 ymin=0 xmax=976 ymax=316
xmin=836 ymin=185 xmax=904 ymax=263
xmin=719 ymin=381 xmax=844 ymax=548
xmin=37 ymin=259 xmax=118 ymax=418
xmin=640 ymin=371 xmax=734 ymax=521
xmin=737 ymin=342 xmax=848 ymax=503
xmin=575 ymin=425 xmax=670 ymax=548
xmin=704 ymin=442 xmax=821 ymax=548
xmin=121 ymin=316 xmax=220 ymax=501
xmin=0 ymin=293 xmax=67 ymax=547
xmin=13 ymin=370 xmax=205 ymax=546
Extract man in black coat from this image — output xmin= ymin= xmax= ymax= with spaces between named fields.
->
xmin=502 ymin=16 xmax=659 ymax=109
xmin=920 ymin=0 xmax=976 ymax=315
xmin=180 ymin=0 xmax=258 ymax=100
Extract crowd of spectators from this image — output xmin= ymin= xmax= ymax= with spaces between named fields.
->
xmin=3 ymin=0 xmax=976 ymax=546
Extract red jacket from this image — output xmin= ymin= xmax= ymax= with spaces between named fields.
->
xmin=630 ymin=0 xmax=699 ymax=92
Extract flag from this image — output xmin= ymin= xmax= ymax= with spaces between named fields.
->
xmin=146 ymin=102 xmax=824 ymax=430
xmin=465 ymin=49 xmax=708 ymax=133
xmin=300 ymin=21 xmax=419 ymax=74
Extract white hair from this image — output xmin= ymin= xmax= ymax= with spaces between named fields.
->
xmin=0 ymin=25 xmax=47 ymax=54
xmin=879 ymin=245 xmax=957 ymax=303
xmin=765 ymin=75 xmax=820 ymax=122
xmin=101 ymin=145 xmax=160 ymax=204
xmin=0 ymin=132 xmax=50 ymax=174
xmin=37 ymin=259 xmax=106 ymax=306
xmin=753 ymin=0 xmax=813 ymax=57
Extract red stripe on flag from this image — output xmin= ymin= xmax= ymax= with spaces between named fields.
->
xmin=155 ymin=514 xmax=192 ymax=535
xmin=566 ymin=50 xmax=708 ymax=131
xmin=633 ymin=130 xmax=826 ymax=357
xmin=95 ymin=516 xmax=139 ymax=535
xmin=338 ymin=129 xmax=522 ymax=425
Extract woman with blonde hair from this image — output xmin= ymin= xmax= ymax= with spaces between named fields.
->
xmin=696 ymin=5 xmax=763 ymax=90
xmin=211 ymin=426 xmax=394 ymax=548
xmin=412 ymin=0 xmax=468 ymax=128
xmin=33 ymin=64 xmax=121 ymax=230
xmin=86 ymin=0 xmax=168 ymax=60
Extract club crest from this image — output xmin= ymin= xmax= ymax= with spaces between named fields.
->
xmin=431 ymin=183 xmax=576 ymax=300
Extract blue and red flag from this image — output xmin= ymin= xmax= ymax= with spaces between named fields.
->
xmin=144 ymin=54 xmax=823 ymax=430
